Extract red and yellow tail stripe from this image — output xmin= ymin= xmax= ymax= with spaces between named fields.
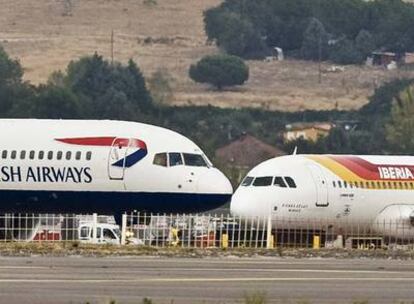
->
xmin=307 ymin=155 xmax=414 ymax=190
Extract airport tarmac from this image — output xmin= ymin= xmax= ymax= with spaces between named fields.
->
xmin=0 ymin=256 xmax=413 ymax=303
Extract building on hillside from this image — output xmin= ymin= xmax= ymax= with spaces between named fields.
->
xmin=283 ymin=122 xmax=334 ymax=142
xmin=403 ymin=53 xmax=414 ymax=64
xmin=371 ymin=51 xmax=400 ymax=66
xmin=215 ymin=134 xmax=285 ymax=185
xmin=369 ymin=51 xmax=414 ymax=66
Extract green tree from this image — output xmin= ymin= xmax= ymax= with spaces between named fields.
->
xmin=301 ymin=18 xmax=330 ymax=61
xmin=0 ymin=46 xmax=23 ymax=86
xmin=355 ymin=29 xmax=375 ymax=59
xmin=329 ymin=38 xmax=362 ymax=65
xmin=148 ymin=68 xmax=173 ymax=105
xmin=360 ymin=79 xmax=414 ymax=117
xmin=64 ymin=53 xmax=152 ymax=118
xmin=385 ymin=85 xmax=414 ymax=153
xmin=203 ymin=0 xmax=414 ymax=62
xmin=189 ymin=54 xmax=249 ymax=90
xmin=207 ymin=11 xmax=266 ymax=58
xmin=0 ymin=45 xmax=30 ymax=116
xmin=30 ymin=85 xmax=81 ymax=119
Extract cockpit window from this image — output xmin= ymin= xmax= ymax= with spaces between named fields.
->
xmin=169 ymin=153 xmax=183 ymax=166
xmin=153 ymin=153 xmax=167 ymax=167
xmin=183 ymin=153 xmax=208 ymax=167
xmin=274 ymin=176 xmax=287 ymax=188
xmin=284 ymin=177 xmax=297 ymax=188
xmin=253 ymin=176 xmax=273 ymax=187
xmin=202 ymin=154 xmax=213 ymax=168
xmin=241 ymin=176 xmax=254 ymax=187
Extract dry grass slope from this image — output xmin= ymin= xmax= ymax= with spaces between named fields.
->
xmin=1 ymin=0 xmax=414 ymax=111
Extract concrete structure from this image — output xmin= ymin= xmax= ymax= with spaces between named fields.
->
xmin=283 ymin=122 xmax=334 ymax=142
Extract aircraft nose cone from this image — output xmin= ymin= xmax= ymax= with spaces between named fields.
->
xmin=196 ymin=168 xmax=233 ymax=210
xmin=197 ymin=168 xmax=233 ymax=195
xmin=230 ymin=187 xmax=267 ymax=217
xmin=230 ymin=189 xmax=247 ymax=216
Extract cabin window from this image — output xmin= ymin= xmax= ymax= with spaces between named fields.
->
xmin=38 ymin=151 xmax=44 ymax=160
xmin=29 ymin=151 xmax=35 ymax=160
xmin=410 ymin=183 xmax=414 ymax=189
xmin=344 ymin=181 xmax=347 ymax=188
xmin=274 ymin=176 xmax=287 ymax=188
xmin=338 ymin=181 xmax=342 ymax=188
xmin=359 ymin=181 xmax=364 ymax=188
xmin=388 ymin=182 xmax=392 ymax=189
xmin=66 ymin=151 xmax=72 ymax=160
xmin=284 ymin=177 xmax=297 ymax=188
xmin=382 ymin=182 xmax=387 ymax=189
xmin=86 ymin=151 xmax=92 ymax=161
xmin=20 ymin=151 xmax=26 ymax=160
xmin=241 ymin=176 xmax=254 ymax=187
xmin=377 ymin=181 xmax=381 ymax=189
xmin=1 ymin=150 xmax=7 ymax=159
xmin=253 ymin=176 xmax=273 ymax=187
xmin=399 ymin=182 xmax=403 ymax=189
xmin=153 ymin=153 xmax=167 ymax=167
xmin=168 ymin=153 xmax=183 ymax=167
xmin=370 ymin=181 xmax=375 ymax=189
xmin=354 ymin=181 xmax=358 ymax=188
xmin=365 ymin=182 xmax=370 ymax=189
xmin=332 ymin=181 xmax=336 ymax=188
xmin=183 ymin=153 xmax=208 ymax=167
xmin=57 ymin=151 xmax=63 ymax=160
xmin=47 ymin=151 xmax=53 ymax=160
xmin=75 ymin=151 xmax=81 ymax=160
xmin=349 ymin=181 xmax=353 ymax=189
xmin=11 ymin=151 xmax=16 ymax=159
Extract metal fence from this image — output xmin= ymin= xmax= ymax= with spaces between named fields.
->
xmin=1 ymin=213 xmax=414 ymax=250
xmin=124 ymin=213 xmax=414 ymax=250
xmin=0 ymin=214 xmax=116 ymax=243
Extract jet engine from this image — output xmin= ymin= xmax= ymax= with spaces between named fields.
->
xmin=372 ymin=205 xmax=414 ymax=239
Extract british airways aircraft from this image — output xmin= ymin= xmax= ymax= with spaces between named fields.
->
xmin=231 ymin=155 xmax=414 ymax=239
xmin=0 ymin=119 xmax=232 ymax=215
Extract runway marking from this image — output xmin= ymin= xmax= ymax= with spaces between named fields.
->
xmin=130 ymin=268 xmax=410 ymax=275
xmin=0 ymin=266 xmax=410 ymax=275
xmin=0 ymin=265 xmax=414 ymax=274
xmin=0 ymin=266 xmax=47 ymax=269
xmin=1 ymin=277 xmax=414 ymax=283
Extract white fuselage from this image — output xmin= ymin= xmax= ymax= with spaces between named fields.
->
xmin=231 ymin=155 xmax=414 ymax=237
xmin=0 ymin=119 xmax=232 ymax=215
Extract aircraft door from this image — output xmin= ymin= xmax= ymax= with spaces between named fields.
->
xmin=108 ymin=138 xmax=130 ymax=180
xmin=307 ymin=163 xmax=329 ymax=207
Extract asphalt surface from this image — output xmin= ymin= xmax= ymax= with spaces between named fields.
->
xmin=0 ymin=256 xmax=414 ymax=304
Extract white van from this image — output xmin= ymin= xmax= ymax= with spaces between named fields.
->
xmin=78 ymin=222 xmax=121 ymax=245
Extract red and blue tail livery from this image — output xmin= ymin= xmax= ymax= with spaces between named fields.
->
xmin=56 ymin=137 xmax=148 ymax=168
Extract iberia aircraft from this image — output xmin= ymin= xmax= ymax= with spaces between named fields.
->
xmin=231 ymin=155 xmax=414 ymax=238
xmin=0 ymin=119 xmax=232 ymax=216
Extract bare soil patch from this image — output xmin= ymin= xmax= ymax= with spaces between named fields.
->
xmin=1 ymin=0 xmax=414 ymax=111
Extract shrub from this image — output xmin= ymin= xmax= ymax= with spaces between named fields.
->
xmin=189 ymin=54 xmax=249 ymax=90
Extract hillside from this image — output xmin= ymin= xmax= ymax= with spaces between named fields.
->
xmin=1 ymin=0 xmax=414 ymax=111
